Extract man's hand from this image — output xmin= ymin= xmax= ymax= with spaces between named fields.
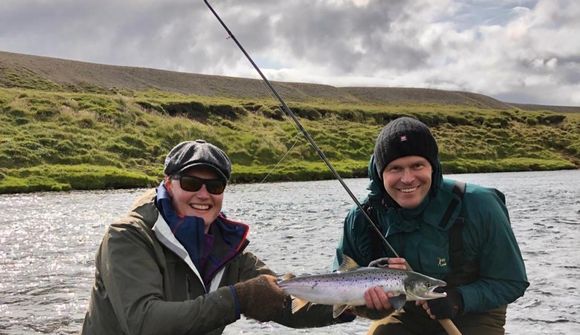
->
xmin=234 ymin=275 xmax=287 ymax=322
xmin=368 ymin=257 xmax=408 ymax=270
xmin=349 ymin=286 xmax=396 ymax=320
xmin=364 ymin=286 xmax=394 ymax=310
xmin=417 ymin=288 xmax=463 ymax=320
xmin=359 ymin=257 xmax=409 ymax=316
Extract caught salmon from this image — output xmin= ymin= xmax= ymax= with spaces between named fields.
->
xmin=278 ymin=255 xmax=447 ymax=317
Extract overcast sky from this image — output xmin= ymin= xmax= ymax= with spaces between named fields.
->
xmin=1 ymin=0 xmax=579 ymax=106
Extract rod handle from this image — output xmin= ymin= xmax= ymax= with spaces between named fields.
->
xmin=439 ymin=319 xmax=462 ymax=335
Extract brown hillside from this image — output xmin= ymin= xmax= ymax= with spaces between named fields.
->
xmin=510 ymin=103 xmax=580 ymax=113
xmin=0 ymin=51 xmax=361 ymax=103
xmin=2 ymin=50 xmax=579 ymax=111
xmin=342 ymin=87 xmax=513 ymax=109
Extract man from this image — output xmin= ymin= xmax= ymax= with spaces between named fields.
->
xmin=82 ymin=139 xmax=351 ymax=335
xmin=336 ymin=117 xmax=529 ymax=334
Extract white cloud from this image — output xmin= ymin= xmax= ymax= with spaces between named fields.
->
xmin=0 ymin=0 xmax=579 ymax=105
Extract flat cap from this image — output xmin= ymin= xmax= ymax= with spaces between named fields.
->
xmin=163 ymin=140 xmax=231 ymax=181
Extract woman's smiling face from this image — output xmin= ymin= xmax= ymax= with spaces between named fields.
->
xmin=165 ymin=166 xmax=224 ymax=231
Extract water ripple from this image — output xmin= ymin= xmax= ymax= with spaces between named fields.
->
xmin=0 ymin=170 xmax=579 ymax=334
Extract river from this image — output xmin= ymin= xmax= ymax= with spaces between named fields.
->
xmin=0 ymin=170 xmax=579 ymax=334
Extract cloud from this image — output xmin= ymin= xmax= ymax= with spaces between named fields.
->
xmin=0 ymin=0 xmax=579 ymax=105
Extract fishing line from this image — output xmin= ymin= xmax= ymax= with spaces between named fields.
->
xmin=202 ymin=0 xmax=399 ymax=259
xmin=259 ymin=132 xmax=304 ymax=184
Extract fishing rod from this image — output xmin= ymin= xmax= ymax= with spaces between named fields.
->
xmin=202 ymin=3 xmax=460 ymax=334
xmin=202 ymin=0 xmax=397 ymax=258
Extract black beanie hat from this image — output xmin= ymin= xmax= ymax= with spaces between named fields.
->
xmin=374 ymin=117 xmax=439 ymax=178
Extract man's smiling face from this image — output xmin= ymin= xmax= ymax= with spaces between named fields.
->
xmin=382 ymin=155 xmax=432 ymax=209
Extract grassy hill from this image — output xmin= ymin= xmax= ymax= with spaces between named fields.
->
xmin=1 ymin=51 xmax=578 ymax=194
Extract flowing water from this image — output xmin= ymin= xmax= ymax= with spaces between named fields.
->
xmin=0 ymin=170 xmax=579 ymax=334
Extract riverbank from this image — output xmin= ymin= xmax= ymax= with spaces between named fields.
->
xmin=1 ymin=86 xmax=579 ymax=194
xmin=0 ymin=158 xmax=577 ymax=194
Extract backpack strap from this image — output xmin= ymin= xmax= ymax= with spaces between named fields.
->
xmin=445 ymin=181 xmax=479 ymax=287
xmin=438 ymin=181 xmax=465 ymax=229
xmin=448 ymin=181 xmax=466 ymax=269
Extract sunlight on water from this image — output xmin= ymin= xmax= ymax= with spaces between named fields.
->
xmin=0 ymin=170 xmax=578 ymax=334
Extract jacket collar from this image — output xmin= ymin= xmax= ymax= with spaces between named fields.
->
xmin=152 ymin=183 xmax=250 ymax=289
xmin=366 ymin=156 xmax=462 ymax=233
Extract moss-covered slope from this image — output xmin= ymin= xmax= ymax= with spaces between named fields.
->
xmin=1 ymin=87 xmax=578 ymax=194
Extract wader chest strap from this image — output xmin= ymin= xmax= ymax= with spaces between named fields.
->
xmin=446 ymin=181 xmax=480 ymax=287
xmin=448 ymin=181 xmax=466 ymax=269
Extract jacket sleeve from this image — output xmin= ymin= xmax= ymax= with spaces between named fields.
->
xmin=236 ymin=251 xmax=352 ymax=328
xmin=458 ymin=188 xmax=529 ymax=313
xmin=98 ymin=222 xmax=239 ymax=335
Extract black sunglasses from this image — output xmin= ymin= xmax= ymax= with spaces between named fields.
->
xmin=174 ymin=175 xmax=227 ymax=194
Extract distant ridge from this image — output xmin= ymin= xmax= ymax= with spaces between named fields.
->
xmin=1 ymin=50 xmax=578 ymax=112
xmin=340 ymin=87 xmax=512 ymax=109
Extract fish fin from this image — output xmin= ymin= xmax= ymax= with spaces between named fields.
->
xmin=338 ymin=254 xmax=360 ymax=272
xmin=332 ymin=304 xmax=350 ymax=318
xmin=389 ymin=294 xmax=407 ymax=310
xmin=279 ymin=273 xmax=295 ymax=281
xmin=291 ymin=297 xmax=309 ymax=314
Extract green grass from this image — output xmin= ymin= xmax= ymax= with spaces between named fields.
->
xmin=0 ymin=87 xmax=578 ymax=194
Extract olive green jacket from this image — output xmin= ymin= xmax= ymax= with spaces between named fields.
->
xmin=82 ymin=189 xmax=341 ymax=335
